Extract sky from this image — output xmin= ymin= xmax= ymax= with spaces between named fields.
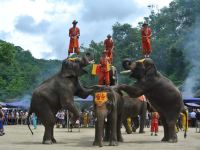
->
xmin=0 ymin=0 xmax=173 ymax=60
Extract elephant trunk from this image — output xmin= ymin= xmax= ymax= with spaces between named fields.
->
xmin=96 ymin=105 xmax=108 ymax=147
xmin=122 ymin=59 xmax=133 ymax=70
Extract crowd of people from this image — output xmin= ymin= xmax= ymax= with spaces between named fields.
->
xmin=55 ymin=109 xmax=95 ymax=129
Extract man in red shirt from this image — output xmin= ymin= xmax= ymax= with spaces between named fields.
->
xmin=104 ymin=34 xmax=114 ymax=64
xmin=68 ymin=20 xmax=80 ymax=56
xmin=98 ymin=51 xmax=110 ymax=86
xmin=141 ymin=22 xmax=152 ymax=58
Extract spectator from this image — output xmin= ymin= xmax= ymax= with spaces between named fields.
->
xmin=0 ymin=105 xmax=5 ymax=136
xmin=190 ymin=110 xmax=196 ymax=127
xmin=196 ymin=109 xmax=200 ymax=132
xmin=145 ymin=111 xmax=150 ymax=128
xmin=151 ymin=112 xmax=159 ymax=136
xmin=31 ymin=113 xmax=37 ymax=129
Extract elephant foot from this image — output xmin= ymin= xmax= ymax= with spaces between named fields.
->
xmin=52 ymin=138 xmax=57 ymax=143
xmin=42 ymin=140 xmax=53 ymax=144
xmin=139 ymin=131 xmax=145 ymax=134
xmin=118 ymin=137 xmax=124 ymax=142
xmin=161 ymin=137 xmax=168 ymax=142
xmin=93 ymin=141 xmax=98 ymax=146
xmin=168 ymin=137 xmax=178 ymax=143
xmin=93 ymin=140 xmax=103 ymax=147
xmin=109 ymin=141 xmax=118 ymax=146
xmin=132 ymin=128 xmax=136 ymax=132
xmin=126 ymin=130 xmax=132 ymax=134
xmin=168 ymin=139 xmax=177 ymax=143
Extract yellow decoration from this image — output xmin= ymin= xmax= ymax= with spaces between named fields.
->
xmin=137 ymin=59 xmax=145 ymax=63
xmin=106 ymin=63 xmax=111 ymax=72
xmin=95 ymin=92 xmax=108 ymax=106
xmin=67 ymin=58 xmax=78 ymax=62
xmin=92 ymin=64 xmax=98 ymax=75
xmin=127 ymin=117 xmax=132 ymax=130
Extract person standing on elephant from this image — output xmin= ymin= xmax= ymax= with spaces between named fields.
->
xmin=98 ymin=51 xmax=110 ymax=86
xmin=104 ymin=34 xmax=114 ymax=64
xmin=0 ymin=105 xmax=5 ymax=136
xmin=151 ymin=111 xmax=159 ymax=136
xmin=68 ymin=20 xmax=80 ymax=56
xmin=141 ymin=22 xmax=152 ymax=58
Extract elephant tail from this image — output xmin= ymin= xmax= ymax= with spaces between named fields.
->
xmin=182 ymin=109 xmax=188 ymax=138
xmin=27 ymin=105 xmax=34 ymax=135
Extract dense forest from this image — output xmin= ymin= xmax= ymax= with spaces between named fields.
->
xmin=1 ymin=0 xmax=200 ymax=101
xmin=0 ymin=40 xmax=61 ymax=101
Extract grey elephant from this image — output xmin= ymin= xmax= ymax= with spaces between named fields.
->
xmin=27 ymin=53 xmax=94 ymax=144
xmin=122 ymin=96 xmax=147 ymax=134
xmin=119 ymin=58 xmax=187 ymax=143
xmin=92 ymin=87 xmax=123 ymax=147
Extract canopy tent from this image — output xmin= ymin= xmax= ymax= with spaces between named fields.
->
xmin=5 ymin=100 xmax=30 ymax=109
xmin=0 ymin=102 xmax=6 ymax=107
xmin=183 ymin=98 xmax=200 ymax=108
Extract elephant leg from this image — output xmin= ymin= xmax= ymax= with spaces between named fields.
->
xmin=60 ymin=95 xmax=80 ymax=124
xmin=167 ymin=121 xmax=178 ymax=143
xmin=160 ymin=116 xmax=169 ymax=142
xmin=66 ymin=102 xmax=80 ymax=124
xmin=139 ymin=102 xmax=147 ymax=133
xmin=51 ymin=126 xmax=56 ymax=143
xmin=109 ymin=109 xmax=118 ymax=146
xmin=132 ymin=117 xmax=139 ymax=132
xmin=97 ymin=119 xmax=105 ymax=147
xmin=93 ymin=120 xmax=99 ymax=146
xmin=117 ymin=114 xmax=123 ymax=142
xmin=38 ymin=106 xmax=56 ymax=144
xmin=123 ymin=119 xmax=132 ymax=134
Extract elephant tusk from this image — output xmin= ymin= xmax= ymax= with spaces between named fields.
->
xmin=89 ymin=60 xmax=95 ymax=64
xmin=120 ymin=70 xmax=131 ymax=74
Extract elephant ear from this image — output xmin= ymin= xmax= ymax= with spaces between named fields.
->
xmin=144 ymin=59 xmax=157 ymax=80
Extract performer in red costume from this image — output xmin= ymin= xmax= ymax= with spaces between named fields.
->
xmin=98 ymin=51 xmax=110 ymax=86
xmin=141 ymin=22 xmax=152 ymax=58
xmin=68 ymin=20 xmax=80 ymax=56
xmin=104 ymin=34 xmax=114 ymax=64
xmin=151 ymin=111 xmax=159 ymax=136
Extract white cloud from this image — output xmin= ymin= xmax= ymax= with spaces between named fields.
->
xmin=0 ymin=0 xmax=173 ymax=60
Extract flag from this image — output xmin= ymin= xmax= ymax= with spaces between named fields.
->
xmin=91 ymin=64 xmax=100 ymax=75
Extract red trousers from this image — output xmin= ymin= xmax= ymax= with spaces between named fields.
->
xmin=151 ymin=120 xmax=158 ymax=133
xmin=98 ymin=71 xmax=110 ymax=86
xmin=142 ymin=38 xmax=152 ymax=55
xmin=68 ymin=38 xmax=79 ymax=54
xmin=106 ymin=50 xmax=113 ymax=63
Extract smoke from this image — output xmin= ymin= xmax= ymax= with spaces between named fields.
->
xmin=182 ymin=18 xmax=200 ymax=98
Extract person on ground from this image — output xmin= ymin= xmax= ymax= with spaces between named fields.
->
xmin=0 ymin=105 xmax=5 ymax=136
xmin=151 ymin=111 xmax=159 ymax=136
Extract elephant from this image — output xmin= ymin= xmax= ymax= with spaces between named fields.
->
xmin=122 ymin=96 xmax=147 ymax=134
xmin=118 ymin=58 xmax=187 ymax=143
xmin=92 ymin=87 xmax=124 ymax=147
xmin=27 ymin=53 xmax=94 ymax=144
